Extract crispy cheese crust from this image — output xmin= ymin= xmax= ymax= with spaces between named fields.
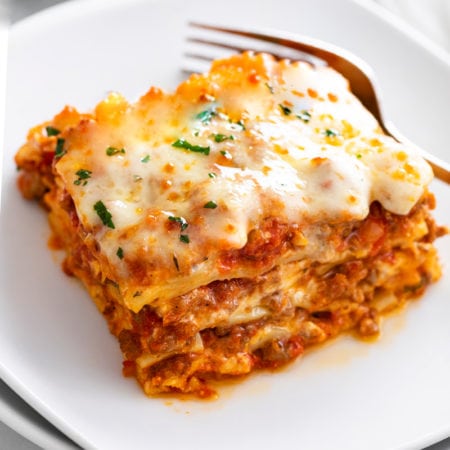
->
xmin=15 ymin=52 xmax=445 ymax=397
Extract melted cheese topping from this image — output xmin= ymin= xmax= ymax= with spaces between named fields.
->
xmin=55 ymin=53 xmax=432 ymax=311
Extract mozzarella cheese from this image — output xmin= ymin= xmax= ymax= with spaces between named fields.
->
xmin=55 ymin=53 xmax=432 ymax=310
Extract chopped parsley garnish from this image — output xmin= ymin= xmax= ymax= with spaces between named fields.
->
xmin=140 ymin=154 xmax=150 ymax=163
xmin=74 ymin=169 xmax=92 ymax=186
xmin=324 ymin=128 xmax=340 ymax=137
xmin=93 ymin=200 xmax=115 ymax=229
xmin=236 ymin=120 xmax=245 ymax=130
xmin=278 ymin=103 xmax=292 ymax=116
xmin=196 ymin=108 xmax=216 ymax=124
xmin=168 ymin=215 xmax=188 ymax=231
xmin=173 ymin=255 xmax=180 ymax=271
xmin=228 ymin=119 xmax=246 ymax=131
xmin=279 ymin=104 xmax=292 ymax=115
xmin=265 ymin=82 xmax=274 ymax=94
xmin=54 ymin=138 xmax=66 ymax=158
xmin=220 ymin=150 xmax=232 ymax=159
xmin=106 ymin=146 xmax=126 ymax=156
xmin=180 ymin=234 xmax=190 ymax=244
xmin=172 ymin=139 xmax=210 ymax=155
xmin=357 ymin=153 xmax=362 ymax=159
xmin=296 ymin=110 xmax=311 ymax=123
xmin=208 ymin=172 xmax=217 ymax=179
xmin=214 ymin=133 xmax=234 ymax=143
xmin=204 ymin=201 xmax=217 ymax=209
xmin=116 ymin=247 xmax=124 ymax=259
xmin=46 ymin=126 xmax=60 ymax=136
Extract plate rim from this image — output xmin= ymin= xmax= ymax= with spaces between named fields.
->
xmin=0 ymin=379 xmax=77 ymax=450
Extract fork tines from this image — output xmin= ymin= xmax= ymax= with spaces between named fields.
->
xmin=183 ymin=22 xmax=325 ymax=74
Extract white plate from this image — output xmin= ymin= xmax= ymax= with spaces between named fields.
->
xmin=0 ymin=379 xmax=77 ymax=449
xmin=1 ymin=0 xmax=449 ymax=448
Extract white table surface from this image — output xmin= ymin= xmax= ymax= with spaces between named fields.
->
xmin=1 ymin=0 xmax=449 ymax=449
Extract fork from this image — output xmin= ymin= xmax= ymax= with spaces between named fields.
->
xmin=185 ymin=22 xmax=450 ymax=184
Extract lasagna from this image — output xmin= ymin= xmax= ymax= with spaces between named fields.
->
xmin=15 ymin=52 xmax=445 ymax=398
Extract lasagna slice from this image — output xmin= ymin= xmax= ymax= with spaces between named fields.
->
xmin=15 ymin=52 xmax=445 ymax=398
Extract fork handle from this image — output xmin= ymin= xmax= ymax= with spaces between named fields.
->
xmin=425 ymin=154 xmax=450 ymax=184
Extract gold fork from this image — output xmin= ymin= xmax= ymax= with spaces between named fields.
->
xmin=185 ymin=22 xmax=450 ymax=184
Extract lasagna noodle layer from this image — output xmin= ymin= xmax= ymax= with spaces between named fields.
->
xmin=62 ymin=194 xmax=444 ymax=397
xmin=15 ymin=53 xmax=445 ymax=397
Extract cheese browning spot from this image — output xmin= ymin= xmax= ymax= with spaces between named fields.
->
xmin=347 ymin=194 xmax=358 ymax=204
xmin=163 ymin=163 xmax=176 ymax=173
xmin=396 ymin=151 xmax=407 ymax=162
xmin=327 ymin=93 xmax=338 ymax=102
xmin=225 ymin=223 xmax=236 ymax=233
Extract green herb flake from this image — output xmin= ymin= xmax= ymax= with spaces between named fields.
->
xmin=168 ymin=215 xmax=188 ymax=231
xmin=208 ymin=172 xmax=217 ymax=179
xmin=54 ymin=138 xmax=66 ymax=159
xmin=228 ymin=120 xmax=246 ymax=132
xmin=265 ymin=82 xmax=274 ymax=94
xmin=220 ymin=150 xmax=232 ymax=159
xmin=180 ymin=234 xmax=190 ymax=244
xmin=214 ymin=133 xmax=235 ymax=143
xmin=172 ymin=139 xmax=210 ymax=155
xmin=204 ymin=201 xmax=217 ymax=209
xmin=324 ymin=128 xmax=340 ymax=138
xmin=106 ymin=146 xmax=126 ymax=156
xmin=196 ymin=109 xmax=216 ymax=124
xmin=74 ymin=169 xmax=92 ymax=186
xmin=116 ymin=247 xmax=124 ymax=259
xmin=173 ymin=255 xmax=180 ymax=271
xmin=356 ymin=153 xmax=362 ymax=159
xmin=214 ymin=134 xmax=227 ymax=143
xmin=236 ymin=120 xmax=246 ymax=130
xmin=46 ymin=126 xmax=61 ymax=137
xmin=93 ymin=200 xmax=115 ymax=229
xmin=140 ymin=154 xmax=150 ymax=163
xmin=279 ymin=104 xmax=292 ymax=116
xmin=296 ymin=110 xmax=311 ymax=123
